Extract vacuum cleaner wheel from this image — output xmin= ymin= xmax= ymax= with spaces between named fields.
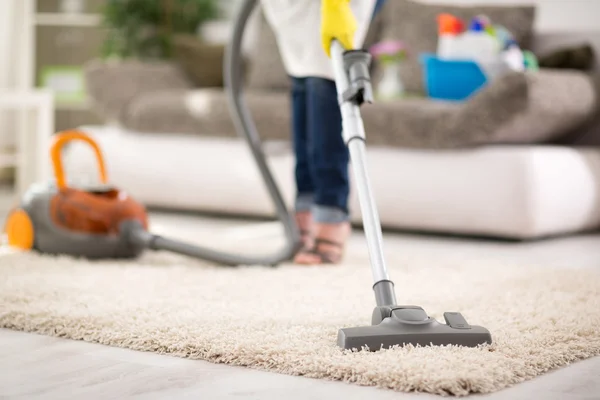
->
xmin=4 ymin=208 xmax=35 ymax=250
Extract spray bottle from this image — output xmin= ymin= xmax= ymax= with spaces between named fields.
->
xmin=436 ymin=14 xmax=464 ymax=59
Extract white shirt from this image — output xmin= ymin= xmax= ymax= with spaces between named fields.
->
xmin=260 ymin=0 xmax=377 ymax=80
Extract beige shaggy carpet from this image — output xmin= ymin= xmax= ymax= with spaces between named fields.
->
xmin=1 ymin=249 xmax=599 ymax=397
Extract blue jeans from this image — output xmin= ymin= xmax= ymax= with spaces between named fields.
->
xmin=288 ymin=1 xmax=386 ymax=223
xmin=291 ymin=77 xmax=349 ymax=223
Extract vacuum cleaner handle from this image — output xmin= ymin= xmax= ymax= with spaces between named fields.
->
xmin=50 ymin=130 xmax=109 ymax=190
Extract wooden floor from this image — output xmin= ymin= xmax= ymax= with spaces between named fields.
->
xmin=1 ymin=329 xmax=600 ymax=400
xmin=1 ymin=186 xmax=600 ymax=399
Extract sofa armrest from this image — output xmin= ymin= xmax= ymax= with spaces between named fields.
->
xmin=533 ymin=32 xmax=600 ymax=72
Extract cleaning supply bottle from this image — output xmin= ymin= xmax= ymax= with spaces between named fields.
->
xmin=493 ymin=24 xmax=513 ymax=50
xmin=459 ymin=17 xmax=501 ymax=62
xmin=436 ymin=14 xmax=464 ymax=59
xmin=502 ymin=39 xmax=525 ymax=72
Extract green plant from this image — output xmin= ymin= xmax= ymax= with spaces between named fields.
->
xmin=100 ymin=0 xmax=220 ymax=60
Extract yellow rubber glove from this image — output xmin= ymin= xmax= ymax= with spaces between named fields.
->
xmin=321 ymin=0 xmax=358 ymax=57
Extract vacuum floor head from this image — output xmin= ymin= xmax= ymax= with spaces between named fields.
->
xmin=338 ymin=305 xmax=492 ymax=351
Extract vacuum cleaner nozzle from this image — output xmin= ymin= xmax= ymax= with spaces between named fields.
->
xmin=337 ymin=305 xmax=492 ymax=351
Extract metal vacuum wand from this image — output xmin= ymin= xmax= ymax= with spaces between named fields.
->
xmin=330 ymin=41 xmax=396 ymax=307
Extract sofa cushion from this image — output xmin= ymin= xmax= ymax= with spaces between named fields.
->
xmin=358 ymin=73 xmax=526 ymax=149
xmin=120 ymin=87 xmax=459 ymax=145
xmin=84 ymin=60 xmax=194 ymax=122
xmin=377 ymin=0 xmax=536 ymax=94
xmin=487 ymin=69 xmax=599 ymax=145
xmin=360 ymin=69 xmax=598 ymax=149
xmin=122 ymin=89 xmax=200 ymax=135
xmin=120 ymin=69 xmax=599 ymax=150
xmin=552 ymin=72 xmax=600 ymax=146
xmin=122 ymin=88 xmax=293 ymax=141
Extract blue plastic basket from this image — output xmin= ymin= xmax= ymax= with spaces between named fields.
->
xmin=420 ymin=53 xmax=488 ymax=101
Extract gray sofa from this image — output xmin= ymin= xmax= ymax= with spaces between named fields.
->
xmin=84 ymin=0 xmax=600 ymax=151
xmin=64 ymin=0 xmax=600 ymax=240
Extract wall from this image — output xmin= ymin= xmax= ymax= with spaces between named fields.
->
xmin=416 ymin=0 xmax=598 ymax=33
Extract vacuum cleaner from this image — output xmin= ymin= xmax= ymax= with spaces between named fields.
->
xmin=2 ymin=127 xmax=301 ymax=264
xmin=2 ymin=0 xmax=492 ymax=351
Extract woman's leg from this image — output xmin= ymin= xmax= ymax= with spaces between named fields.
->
xmin=294 ymin=76 xmax=352 ymax=264
xmin=290 ymin=77 xmax=315 ymax=250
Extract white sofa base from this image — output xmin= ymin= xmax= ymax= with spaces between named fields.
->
xmin=63 ymin=125 xmax=600 ymax=240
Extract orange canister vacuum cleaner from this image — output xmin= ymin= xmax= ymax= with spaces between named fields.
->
xmin=3 ymin=130 xmax=300 ymax=264
xmin=4 ymin=131 xmax=149 ymax=259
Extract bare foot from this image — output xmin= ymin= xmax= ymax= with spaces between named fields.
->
xmin=294 ymin=221 xmax=351 ymax=265
xmin=295 ymin=211 xmax=314 ymax=250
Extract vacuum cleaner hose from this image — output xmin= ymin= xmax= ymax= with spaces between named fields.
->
xmin=127 ymin=0 xmax=301 ymax=267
